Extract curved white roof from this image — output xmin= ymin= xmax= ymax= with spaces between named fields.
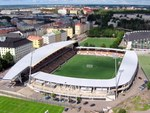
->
xmin=31 ymin=50 xmax=138 ymax=88
xmin=3 ymin=41 xmax=76 ymax=80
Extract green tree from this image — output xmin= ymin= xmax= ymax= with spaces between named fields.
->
xmin=77 ymin=97 xmax=81 ymax=103
xmin=87 ymin=14 xmax=96 ymax=22
xmin=0 ymin=58 xmax=8 ymax=69
xmin=0 ymin=57 xmax=3 ymax=71
xmin=101 ymin=43 xmax=106 ymax=47
xmin=51 ymin=93 xmax=56 ymax=99
xmin=89 ymin=44 xmax=95 ymax=47
xmin=3 ymin=52 xmax=14 ymax=66
xmin=147 ymin=81 xmax=150 ymax=90
xmin=117 ymin=108 xmax=126 ymax=113
xmin=84 ymin=42 xmax=89 ymax=47
xmin=0 ymin=16 xmax=11 ymax=22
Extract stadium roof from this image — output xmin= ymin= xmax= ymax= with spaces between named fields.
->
xmin=0 ymin=37 xmax=31 ymax=48
xmin=3 ymin=41 xmax=76 ymax=80
xmin=31 ymin=50 xmax=138 ymax=88
xmin=124 ymin=31 xmax=150 ymax=41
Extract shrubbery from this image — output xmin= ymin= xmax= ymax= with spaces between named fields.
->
xmin=88 ymin=27 xmax=124 ymax=48
xmin=117 ymin=108 xmax=127 ymax=113
xmin=0 ymin=52 xmax=14 ymax=71
xmin=147 ymin=81 xmax=150 ymax=90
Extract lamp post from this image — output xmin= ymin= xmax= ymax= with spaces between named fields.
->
xmin=113 ymin=53 xmax=119 ymax=98
xmin=115 ymin=69 xmax=124 ymax=99
xmin=113 ymin=54 xmax=117 ymax=77
xmin=29 ymin=48 xmax=34 ymax=84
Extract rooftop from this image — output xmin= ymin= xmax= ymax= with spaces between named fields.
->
xmin=28 ymin=35 xmax=43 ymax=41
xmin=30 ymin=50 xmax=138 ymax=88
xmin=0 ymin=37 xmax=31 ymax=48
xmin=3 ymin=41 xmax=77 ymax=80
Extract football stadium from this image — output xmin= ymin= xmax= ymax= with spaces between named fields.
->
xmin=3 ymin=41 xmax=138 ymax=101
xmin=123 ymin=30 xmax=150 ymax=49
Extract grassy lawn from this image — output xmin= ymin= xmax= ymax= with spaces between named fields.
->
xmin=54 ymin=55 xmax=122 ymax=79
xmin=0 ymin=96 xmax=64 ymax=113
xmin=113 ymin=92 xmax=150 ymax=113
xmin=138 ymin=54 xmax=150 ymax=80
xmin=131 ymin=96 xmax=150 ymax=111
xmin=80 ymin=37 xmax=116 ymax=47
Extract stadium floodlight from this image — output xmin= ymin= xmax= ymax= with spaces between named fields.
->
xmin=29 ymin=49 xmax=34 ymax=84
xmin=112 ymin=53 xmax=118 ymax=76
xmin=115 ymin=69 xmax=124 ymax=99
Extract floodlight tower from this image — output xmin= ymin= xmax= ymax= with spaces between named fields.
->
xmin=29 ymin=49 xmax=34 ymax=84
xmin=115 ymin=69 xmax=124 ymax=98
xmin=113 ymin=53 xmax=117 ymax=77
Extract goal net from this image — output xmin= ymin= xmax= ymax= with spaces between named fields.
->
xmin=86 ymin=64 xmax=93 ymax=68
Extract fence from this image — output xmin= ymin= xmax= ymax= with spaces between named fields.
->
xmin=141 ymin=67 xmax=150 ymax=81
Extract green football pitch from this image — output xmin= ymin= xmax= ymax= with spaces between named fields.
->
xmin=80 ymin=37 xmax=116 ymax=47
xmin=0 ymin=96 xmax=64 ymax=113
xmin=138 ymin=54 xmax=150 ymax=80
xmin=54 ymin=55 xmax=122 ymax=79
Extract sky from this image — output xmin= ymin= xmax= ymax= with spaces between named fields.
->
xmin=0 ymin=0 xmax=150 ymax=5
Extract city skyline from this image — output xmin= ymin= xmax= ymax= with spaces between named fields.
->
xmin=0 ymin=0 xmax=150 ymax=5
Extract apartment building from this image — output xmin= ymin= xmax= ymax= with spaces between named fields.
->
xmin=28 ymin=35 xmax=43 ymax=48
xmin=0 ymin=36 xmax=32 ymax=62
xmin=47 ymin=27 xmax=73 ymax=38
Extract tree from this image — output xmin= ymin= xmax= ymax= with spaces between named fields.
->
xmin=0 ymin=16 xmax=11 ymax=22
xmin=101 ymin=43 xmax=106 ymax=47
xmin=84 ymin=42 xmax=89 ymax=47
xmin=3 ymin=52 xmax=14 ymax=66
xmin=77 ymin=97 xmax=81 ymax=104
xmin=87 ymin=14 xmax=96 ymax=22
xmin=147 ymin=81 xmax=150 ymax=90
xmin=117 ymin=108 xmax=126 ymax=113
xmin=89 ymin=44 xmax=95 ymax=47
xmin=0 ymin=57 xmax=3 ymax=71
xmin=67 ymin=36 xmax=71 ymax=40
xmin=51 ymin=93 xmax=56 ymax=99
xmin=0 ymin=58 xmax=8 ymax=69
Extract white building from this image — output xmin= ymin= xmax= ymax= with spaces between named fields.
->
xmin=42 ymin=30 xmax=67 ymax=45
xmin=86 ymin=21 xmax=90 ymax=31
xmin=108 ymin=19 xmax=119 ymax=28
xmin=58 ymin=8 xmax=68 ymax=15
xmin=60 ymin=30 xmax=67 ymax=41
xmin=0 ymin=9 xmax=18 ymax=14
xmin=0 ymin=36 xmax=32 ymax=62
xmin=42 ymin=32 xmax=56 ymax=44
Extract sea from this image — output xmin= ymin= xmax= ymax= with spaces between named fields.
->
xmin=0 ymin=4 xmax=150 ymax=9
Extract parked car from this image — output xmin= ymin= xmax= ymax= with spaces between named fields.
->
xmin=44 ymin=95 xmax=50 ymax=100
xmin=53 ymin=98 xmax=59 ymax=101
xmin=69 ymin=99 xmax=76 ymax=103
xmin=83 ymin=101 xmax=88 ymax=105
xmin=90 ymin=103 xmax=95 ymax=107
xmin=64 ymin=108 xmax=69 ymax=112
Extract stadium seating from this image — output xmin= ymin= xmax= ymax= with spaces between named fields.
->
xmin=124 ymin=31 xmax=150 ymax=49
xmin=77 ymin=49 xmax=124 ymax=58
xmin=39 ymin=48 xmax=77 ymax=73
